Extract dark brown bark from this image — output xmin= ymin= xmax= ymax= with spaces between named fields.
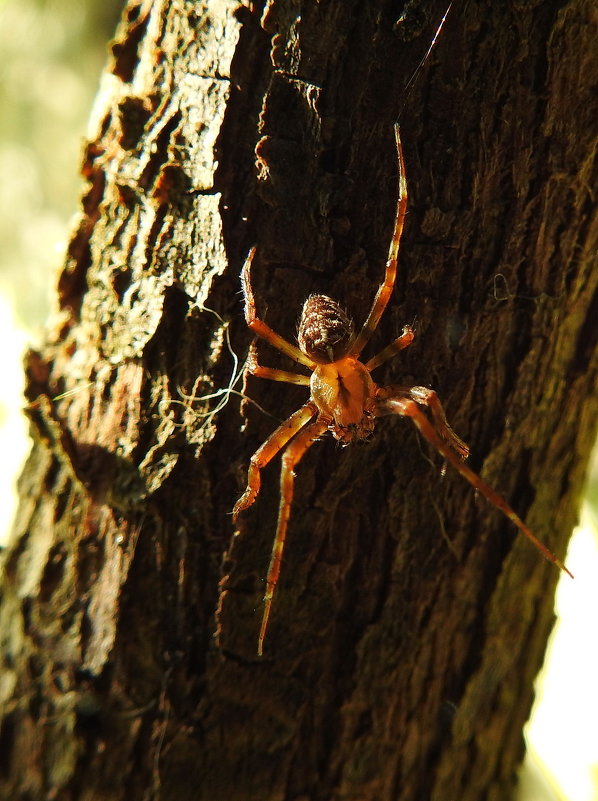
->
xmin=1 ymin=1 xmax=596 ymax=800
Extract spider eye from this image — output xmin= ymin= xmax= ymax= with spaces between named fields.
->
xmin=298 ymin=294 xmax=354 ymax=363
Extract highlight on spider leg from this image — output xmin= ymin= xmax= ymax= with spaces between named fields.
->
xmin=233 ymin=402 xmax=317 ymax=520
xmin=247 ymin=360 xmax=311 ymax=386
xmin=377 ymin=384 xmax=469 ymax=460
xmin=399 ymin=3 xmax=453 ymax=105
xmin=258 ymin=418 xmax=328 ymax=656
xmin=407 ymin=386 xmax=470 ymax=459
xmin=377 ymin=396 xmax=573 ymax=578
xmin=366 ymin=325 xmax=415 ymax=371
xmin=350 ymin=127 xmax=408 ymax=357
xmin=241 ymin=247 xmax=315 ymax=368
xmin=246 ymin=341 xmax=310 ymax=384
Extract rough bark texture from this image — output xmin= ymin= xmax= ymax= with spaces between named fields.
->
xmin=1 ymin=1 xmax=596 ymax=800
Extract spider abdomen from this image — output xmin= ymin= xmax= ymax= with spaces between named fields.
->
xmin=298 ymin=294 xmax=354 ymax=363
xmin=311 ymin=357 xmax=376 ymax=443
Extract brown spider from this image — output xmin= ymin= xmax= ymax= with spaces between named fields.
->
xmin=233 ymin=125 xmax=572 ymax=656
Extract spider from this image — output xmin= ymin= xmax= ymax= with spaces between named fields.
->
xmin=233 ymin=125 xmax=572 ymax=656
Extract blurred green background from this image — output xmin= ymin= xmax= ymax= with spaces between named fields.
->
xmin=0 ymin=0 xmax=122 ymax=539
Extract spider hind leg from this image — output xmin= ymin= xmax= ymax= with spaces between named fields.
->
xmin=241 ymin=247 xmax=315 ymax=368
xmin=350 ymin=125 xmax=408 ymax=357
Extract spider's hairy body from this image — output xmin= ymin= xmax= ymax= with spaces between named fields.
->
xmin=311 ymin=356 xmax=376 ymax=443
xmin=299 ymin=292 xmax=377 ymax=442
xmin=298 ymin=294 xmax=354 ymax=363
xmin=233 ymin=125 xmax=572 ymax=657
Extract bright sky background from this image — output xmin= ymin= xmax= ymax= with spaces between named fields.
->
xmin=0 ymin=2 xmax=596 ymax=799
xmin=519 ymin=495 xmax=598 ymax=801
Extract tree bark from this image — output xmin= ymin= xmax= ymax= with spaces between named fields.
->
xmin=1 ymin=1 xmax=596 ymax=800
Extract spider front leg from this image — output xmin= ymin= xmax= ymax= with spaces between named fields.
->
xmin=377 ymin=384 xmax=469 ymax=459
xmin=259 ymin=417 xmax=329 ymax=656
xmin=233 ymin=402 xmax=317 ymax=519
xmin=376 ymin=394 xmax=573 ymax=578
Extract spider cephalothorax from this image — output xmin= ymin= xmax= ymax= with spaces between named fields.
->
xmin=233 ymin=125 xmax=572 ymax=656
xmin=298 ymin=294 xmax=375 ymax=443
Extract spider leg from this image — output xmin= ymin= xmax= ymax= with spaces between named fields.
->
xmin=242 ymin=247 xmax=315 ymax=368
xmin=259 ymin=416 xmax=329 ymax=655
xmin=350 ymin=125 xmax=407 ymax=357
xmin=233 ymin=402 xmax=317 ymax=519
xmin=246 ymin=342 xmax=310 ymax=386
xmin=249 ymin=366 xmax=311 ymax=385
xmin=376 ymin=395 xmax=573 ymax=578
xmin=378 ymin=384 xmax=469 ymax=459
xmin=365 ymin=325 xmax=415 ymax=371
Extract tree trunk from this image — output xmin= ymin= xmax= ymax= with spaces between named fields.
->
xmin=1 ymin=1 xmax=596 ymax=800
